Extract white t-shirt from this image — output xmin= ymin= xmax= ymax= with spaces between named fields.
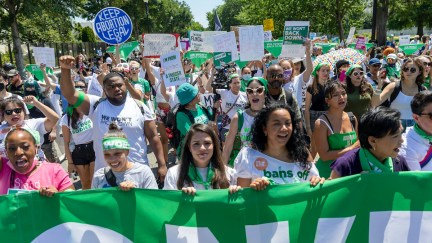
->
xmin=60 ymin=114 xmax=93 ymax=145
xmin=163 ymin=164 xmax=236 ymax=190
xmin=216 ymin=89 xmax=247 ymax=129
xmin=0 ymin=118 xmax=47 ymax=159
xmin=92 ymin=163 xmax=157 ymax=189
xmin=399 ymin=126 xmax=432 ymax=171
xmin=239 ymin=111 xmax=254 ymax=147
xmin=88 ymin=95 xmax=154 ymax=171
xmin=234 ymin=147 xmax=319 ymax=185
xmin=292 ymin=72 xmax=312 ymax=112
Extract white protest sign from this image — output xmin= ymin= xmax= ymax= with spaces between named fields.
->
xmin=212 ymin=32 xmax=238 ymax=61
xmin=32 ymin=47 xmax=55 ymax=67
xmin=160 ymin=51 xmax=186 ymax=87
xmin=239 ymin=26 xmax=264 ymax=61
xmin=200 ymin=93 xmax=215 ymax=110
xmin=190 ymin=31 xmax=226 ymax=52
xmin=189 ymin=31 xmax=204 ymax=51
xmin=347 ymin=27 xmax=356 ymax=44
xmin=264 ymin=31 xmax=273 ymax=41
xmin=280 ymin=45 xmax=305 ymax=58
xmin=399 ymin=35 xmax=411 ymax=45
xmin=143 ymin=34 xmax=177 ymax=57
xmin=87 ymin=74 xmax=103 ymax=97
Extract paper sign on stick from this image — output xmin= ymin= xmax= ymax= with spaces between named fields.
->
xmin=160 ymin=51 xmax=186 ymax=87
xmin=263 ymin=19 xmax=274 ymax=31
xmin=239 ymin=26 xmax=264 ymax=61
xmin=32 ymin=47 xmax=55 ymax=67
xmin=212 ymin=32 xmax=238 ymax=61
xmin=143 ymin=34 xmax=177 ymax=58
xmin=93 ymin=7 xmax=132 ymax=45
xmin=283 ymin=21 xmax=309 ymax=45
xmin=399 ymin=35 xmax=410 ymax=45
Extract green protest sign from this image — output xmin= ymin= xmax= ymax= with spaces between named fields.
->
xmin=264 ymin=40 xmax=283 ymax=57
xmin=283 ymin=21 xmax=309 ymax=45
xmin=25 ymin=64 xmax=54 ymax=81
xmin=213 ymin=52 xmax=232 ymax=68
xmin=106 ymin=41 xmax=140 ymax=60
xmin=314 ymin=43 xmax=338 ymax=54
xmin=183 ymin=51 xmax=213 ymax=67
xmin=2 ymin=173 xmax=432 ymax=242
xmin=399 ymin=44 xmax=425 ymax=55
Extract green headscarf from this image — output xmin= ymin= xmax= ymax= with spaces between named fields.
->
xmin=247 ymin=77 xmax=268 ymax=92
xmin=312 ymin=62 xmax=331 ymax=76
xmin=346 ymin=64 xmax=362 ymax=77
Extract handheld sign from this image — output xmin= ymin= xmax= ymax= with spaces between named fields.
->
xmin=143 ymin=34 xmax=177 ymax=58
xmin=32 ymin=47 xmax=55 ymax=67
xmin=160 ymin=51 xmax=186 ymax=87
xmin=93 ymin=7 xmax=132 ymax=45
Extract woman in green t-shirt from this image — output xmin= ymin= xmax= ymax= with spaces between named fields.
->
xmin=344 ymin=65 xmax=374 ymax=120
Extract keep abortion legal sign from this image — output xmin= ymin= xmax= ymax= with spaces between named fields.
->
xmin=93 ymin=7 xmax=132 ymax=45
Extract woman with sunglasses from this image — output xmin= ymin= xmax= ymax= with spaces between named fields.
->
xmin=164 ymin=124 xmax=240 ymax=195
xmin=418 ymin=55 xmax=432 ymax=90
xmin=222 ymin=77 xmax=267 ymax=166
xmin=235 ymin=104 xmax=324 ymax=190
xmin=304 ymin=63 xmax=331 ymax=157
xmin=372 ymin=57 xmax=426 ymax=130
xmin=344 ymin=65 xmax=374 ymax=120
xmin=0 ymin=96 xmax=59 ymax=161
xmin=127 ymin=60 xmax=152 ymax=105
xmin=314 ymin=81 xmax=359 ymax=178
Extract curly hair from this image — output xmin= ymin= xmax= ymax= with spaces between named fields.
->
xmin=251 ymin=104 xmax=311 ymax=169
xmin=177 ymin=124 xmax=229 ymax=190
xmin=401 ymin=57 xmax=425 ymax=87
xmin=345 ymin=68 xmax=373 ymax=97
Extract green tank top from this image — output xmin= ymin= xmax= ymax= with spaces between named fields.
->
xmin=315 ymin=115 xmax=357 ymax=178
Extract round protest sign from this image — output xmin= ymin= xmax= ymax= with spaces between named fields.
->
xmin=93 ymin=7 xmax=132 ymax=45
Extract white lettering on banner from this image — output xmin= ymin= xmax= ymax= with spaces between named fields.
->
xmin=93 ymin=7 xmax=132 ymax=44
xmin=143 ymin=34 xmax=177 ymax=57
xmin=245 ymin=221 xmax=289 ymax=243
xmin=315 ymin=216 xmax=356 ymax=243
xmin=239 ymin=26 xmax=264 ymax=61
xmin=165 ymin=225 xmax=218 ymax=243
xmin=32 ymin=47 xmax=55 ymax=67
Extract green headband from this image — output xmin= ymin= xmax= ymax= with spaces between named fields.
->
xmin=4 ymin=127 xmax=41 ymax=147
xmin=346 ymin=64 xmax=362 ymax=76
xmin=67 ymin=91 xmax=85 ymax=116
xmin=229 ymin=74 xmax=239 ymax=81
xmin=312 ymin=63 xmax=330 ymax=76
xmin=102 ymin=137 xmax=131 ymax=151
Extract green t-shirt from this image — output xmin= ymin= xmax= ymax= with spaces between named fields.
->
xmin=131 ymin=78 xmax=151 ymax=104
xmin=345 ymin=87 xmax=372 ymax=121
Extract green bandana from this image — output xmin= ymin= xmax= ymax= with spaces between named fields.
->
xmin=424 ymin=76 xmax=430 ymax=88
xmin=187 ymin=164 xmax=215 ymax=190
xmin=359 ymin=147 xmax=393 ymax=173
xmin=102 ymin=137 xmax=131 ymax=151
xmin=312 ymin=63 xmax=330 ymax=76
xmin=67 ymin=91 xmax=85 ymax=116
xmin=414 ymin=123 xmax=432 ymax=143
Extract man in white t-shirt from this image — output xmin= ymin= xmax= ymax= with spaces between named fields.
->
xmin=59 ymin=55 xmax=167 ymax=181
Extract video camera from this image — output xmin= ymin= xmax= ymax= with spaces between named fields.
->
xmin=211 ymin=63 xmax=237 ymax=90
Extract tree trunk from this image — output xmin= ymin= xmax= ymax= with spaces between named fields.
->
xmin=7 ymin=0 xmax=25 ymax=78
xmin=336 ymin=0 xmax=345 ymax=43
xmin=371 ymin=0 xmax=377 ymax=40
xmin=376 ymin=0 xmax=389 ymax=46
xmin=417 ymin=20 xmax=424 ymax=37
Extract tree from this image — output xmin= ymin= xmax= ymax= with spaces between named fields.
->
xmin=376 ymin=0 xmax=389 ymax=46
xmin=81 ymin=26 xmax=96 ymax=42
xmin=206 ymin=0 xmax=247 ymax=31
xmin=188 ymin=21 xmax=205 ymax=31
xmin=388 ymin=0 xmax=432 ymax=37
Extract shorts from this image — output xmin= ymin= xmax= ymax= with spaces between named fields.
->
xmin=71 ymin=142 xmax=96 ymax=165
xmin=156 ymin=104 xmax=170 ymax=124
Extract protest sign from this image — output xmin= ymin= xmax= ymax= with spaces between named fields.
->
xmin=264 ymin=40 xmax=283 ymax=57
xmin=280 ymin=45 xmax=305 ymax=58
xmin=283 ymin=21 xmax=309 ymax=45
xmin=263 ymin=19 xmax=274 ymax=31
xmin=200 ymin=93 xmax=214 ymax=110
xmin=212 ymin=31 xmax=238 ymax=61
xmin=143 ymin=34 xmax=177 ymax=58
xmin=93 ymin=7 xmax=132 ymax=45
xmin=24 ymin=64 xmax=53 ymax=81
xmin=160 ymin=51 xmax=186 ymax=87
xmin=87 ymin=73 xmax=104 ymax=97
xmin=213 ymin=52 xmax=232 ymax=68
xmin=32 ymin=47 xmax=55 ymax=67
xmin=264 ymin=31 xmax=273 ymax=41
xmin=346 ymin=27 xmax=356 ymax=44
xmin=355 ymin=36 xmax=366 ymax=50
xmin=4 ymin=173 xmax=432 ymax=242
xmin=399 ymin=44 xmax=425 ymax=55
xmin=309 ymin=32 xmax=317 ymax=40
xmin=399 ymin=35 xmax=411 ymax=45
xmin=183 ymin=51 xmax=213 ymax=68
xmin=189 ymin=31 xmax=226 ymax=52
xmin=106 ymin=41 xmax=139 ymax=60
xmin=239 ymin=26 xmax=264 ymax=61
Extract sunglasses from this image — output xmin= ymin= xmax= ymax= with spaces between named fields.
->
xmin=4 ymin=108 xmax=22 ymax=116
xmin=403 ymin=67 xmax=417 ymax=73
xmin=269 ymin=73 xmax=284 ymax=79
xmin=423 ymin=62 xmax=432 ymax=67
xmin=352 ymin=71 xmax=364 ymax=77
xmin=75 ymin=85 xmax=86 ymax=89
xmin=420 ymin=113 xmax=432 ymax=120
xmin=130 ymin=67 xmax=140 ymax=71
xmin=371 ymin=64 xmax=381 ymax=67
xmin=246 ymin=86 xmax=265 ymax=95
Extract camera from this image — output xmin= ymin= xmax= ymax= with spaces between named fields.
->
xmin=211 ymin=63 xmax=237 ymax=90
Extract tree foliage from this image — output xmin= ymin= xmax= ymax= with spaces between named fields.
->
xmin=81 ymin=26 xmax=96 ymax=42
xmin=206 ymin=0 xmax=247 ymax=31
xmin=388 ymin=0 xmax=432 ymax=36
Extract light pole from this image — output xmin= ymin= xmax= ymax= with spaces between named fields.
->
xmin=144 ymin=0 xmax=150 ymax=33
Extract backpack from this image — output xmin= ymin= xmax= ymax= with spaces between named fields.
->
xmin=381 ymin=81 xmax=426 ymax=107
xmin=165 ymin=103 xmax=211 ymax=149
xmin=93 ymin=97 xmax=145 ymax=115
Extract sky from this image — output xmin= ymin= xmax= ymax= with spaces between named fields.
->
xmin=183 ymin=0 xmax=224 ymax=28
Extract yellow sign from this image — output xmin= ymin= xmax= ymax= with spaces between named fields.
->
xmin=263 ymin=19 xmax=274 ymax=31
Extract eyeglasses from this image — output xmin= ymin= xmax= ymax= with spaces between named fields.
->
xmin=420 ymin=113 xmax=432 ymax=120
xmin=268 ymin=73 xmax=284 ymax=79
xmin=75 ymin=85 xmax=86 ymax=89
xmin=4 ymin=108 xmax=22 ymax=116
xmin=352 ymin=71 xmax=364 ymax=77
xmin=423 ymin=62 xmax=432 ymax=67
xmin=130 ymin=67 xmax=139 ymax=71
xmin=403 ymin=67 xmax=418 ymax=73
xmin=246 ymin=86 xmax=265 ymax=95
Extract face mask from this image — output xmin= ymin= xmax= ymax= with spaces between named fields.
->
xmin=242 ymin=74 xmax=251 ymax=80
xmin=7 ymin=158 xmax=38 ymax=175
xmin=0 ymin=83 xmax=5 ymax=91
xmin=338 ymin=70 xmax=346 ymax=82
xmin=283 ymin=69 xmax=292 ymax=81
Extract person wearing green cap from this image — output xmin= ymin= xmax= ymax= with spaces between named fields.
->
xmin=344 ymin=64 xmax=374 ymax=120
xmin=222 ymin=77 xmax=267 ymax=166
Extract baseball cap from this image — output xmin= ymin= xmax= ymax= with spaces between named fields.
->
xmin=368 ymin=58 xmax=381 ymax=65
xmin=7 ymin=69 xmax=19 ymax=77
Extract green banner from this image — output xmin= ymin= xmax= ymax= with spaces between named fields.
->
xmin=399 ymin=44 xmax=425 ymax=55
xmin=106 ymin=41 xmax=140 ymax=60
xmin=25 ymin=64 xmax=54 ymax=81
xmin=183 ymin=51 xmax=213 ymax=68
xmin=314 ymin=43 xmax=338 ymax=54
xmin=2 ymin=173 xmax=432 ymax=242
xmin=214 ymin=52 xmax=232 ymax=68
xmin=283 ymin=24 xmax=309 ymax=45
xmin=264 ymin=40 xmax=283 ymax=57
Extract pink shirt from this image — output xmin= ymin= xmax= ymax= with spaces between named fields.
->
xmin=0 ymin=159 xmax=72 ymax=195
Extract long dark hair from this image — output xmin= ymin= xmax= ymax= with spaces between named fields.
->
xmin=177 ymin=124 xmax=229 ymax=190
xmin=345 ymin=69 xmax=373 ymax=97
xmin=251 ymin=104 xmax=311 ymax=169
